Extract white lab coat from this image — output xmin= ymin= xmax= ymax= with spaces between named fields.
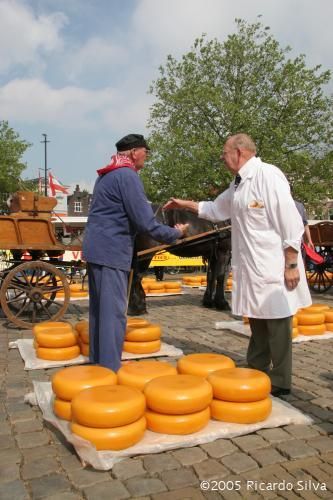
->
xmin=198 ymin=156 xmax=312 ymax=318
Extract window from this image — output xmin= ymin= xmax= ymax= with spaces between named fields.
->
xmin=74 ymin=201 xmax=82 ymax=213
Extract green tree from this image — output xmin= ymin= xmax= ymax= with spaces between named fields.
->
xmin=0 ymin=121 xmax=31 ymax=193
xmin=142 ymin=19 xmax=333 ymax=203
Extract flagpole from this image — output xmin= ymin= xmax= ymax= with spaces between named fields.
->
xmin=41 ymin=134 xmax=50 ymax=196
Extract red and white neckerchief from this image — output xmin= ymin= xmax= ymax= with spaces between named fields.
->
xmin=97 ymin=154 xmax=137 ymax=176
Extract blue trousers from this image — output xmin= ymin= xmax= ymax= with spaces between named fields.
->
xmin=87 ymin=263 xmax=129 ymax=372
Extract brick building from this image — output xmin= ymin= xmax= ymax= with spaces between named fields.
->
xmin=67 ymin=185 xmax=92 ymax=216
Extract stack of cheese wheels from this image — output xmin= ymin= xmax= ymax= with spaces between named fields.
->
xmin=56 ymin=283 xmax=88 ymax=299
xmin=142 ymin=277 xmax=156 ymax=294
xmin=208 ymin=368 xmax=272 ymax=424
xmin=324 ymin=309 xmax=333 ymax=332
xmin=33 ymin=322 xmax=80 ymax=361
xmin=292 ymin=316 xmax=298 ymax=338
xmin=123 ymin=322 xmax=162 ymax=354
xmin=177 ymin=353 xmax=235 ymax=378
xmin=118 ymin=360 xmax=177 ymax=391
xmin=225 ymin=273 xmax=232 ymax=291
xmin=75 ymin=320 xmax=89 ymax=356
xmin=297 ymin=304 xmax=329 ymax=336
xmin=162 ymin=281 xmax=182 ymax=294
xmin=182 ymin=276 xmax=203 ymax=287
xmin=71 ymin=385 xmax=146 ymax=450
xmin=144 ymin=374 xmax=212 ymax=435
xmin=51 ymin=365 xmax=117 ymax=421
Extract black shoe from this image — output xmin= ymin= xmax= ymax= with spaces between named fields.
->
xmin=271 ymin=386 xmax=291 ymax=397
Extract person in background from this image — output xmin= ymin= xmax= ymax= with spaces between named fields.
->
xmin=164 ymin=133 xmax=311 ymax=397
xmin=83 ymin=134 xmax=188 ymax=372
xmin=294 ymin=198 xmax=315 ymax=250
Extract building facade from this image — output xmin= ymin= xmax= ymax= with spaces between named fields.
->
xmin=67 ymin=185 xmax=92 ymax=216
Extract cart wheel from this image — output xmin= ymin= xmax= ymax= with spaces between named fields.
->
xmin=306 ymin=262 xmax=333 ymax=293
xmin=0 ymin=261 xmax=70 ymax=329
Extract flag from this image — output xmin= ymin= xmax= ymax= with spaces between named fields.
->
xmin=48 ymin=172 xmax=69 ymax=196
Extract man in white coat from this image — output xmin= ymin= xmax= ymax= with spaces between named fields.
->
xmin=164 ymin=133 xmax=311 ymax=397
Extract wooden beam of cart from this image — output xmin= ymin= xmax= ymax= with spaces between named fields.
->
xmin=137 ymin=226 xmax=231 ymax=258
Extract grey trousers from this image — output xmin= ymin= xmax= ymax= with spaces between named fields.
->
xmin=247 ymin=317 xmax=292 ymax=390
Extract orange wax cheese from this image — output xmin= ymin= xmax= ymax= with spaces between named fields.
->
xmin=164 ymin=282 xmax=181 ymax=289
xmin=325 ymin=323 xmax=333 ymax=332
xmin=117 ymin=360 xmax=177 ymax=391
xmin=34 ymin=329 xmax=78 ymax=348
xmin=33 ymin=321 xmax=72 ymax=335
xmin=298 ymin=324 xmax=326 ymax=335
xmin=52 ymin=365 xmax=117 ymax=401
xmin=71 ymin=385 xmax=145 ymax=428
xmin=127 ymin=317 xmax=150 ymax=329
xmin=75 ymin=320 xmax=89 ymax=334
xmin=125 ymin=324 xmax=161 ymax=342
xmin=177 ymin=353 xmax=235 ymax=378
xmin=208 ymin=368 xmax=271 ymax=402
xmin=164 ymin=288 xmax=182 ymax=294
xmin=80 ymin=341 xmax=89 ymax=356
xmin=292 ymin=327 xmax=298 ymax=338
xmin=303 ymin=304 xmax=330 ymax=313
xmin=144 ymin=374 xmax=213 ymax=415
xmin=297 ymin=312 xmax=325 ymax=325
xmin=292 ymin=316 xmax=298 ymax=327
xmin=146 ymin=407 xmax=210 ymax=435
xmin=123 ymin=339 xmax=161 ymax=354
xmin=71 ymin=416 xmax=146 ymax=450
xmin=36 ymin=345 xmax=80 ymax=361
xmin=211 ymin=397 xmax=272 ymax=424
xmin=324 ymin=310 xmax=333 ymax=323
xmin=53 ymin=397 xmax=71 ymax=421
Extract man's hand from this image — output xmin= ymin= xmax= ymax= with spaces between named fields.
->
xmin=308 ymin=240 xmax=315 ymax=250
xmin=175 ymin=223 xmax=189 ymax=237
xmin=163 ymin=198 xmax=199 ymax=213
xmin=284 ymin=267 xmax=300 ymax=291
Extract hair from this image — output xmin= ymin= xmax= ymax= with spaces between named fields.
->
xmin=227 ymin=133 xmax=257 ymax=154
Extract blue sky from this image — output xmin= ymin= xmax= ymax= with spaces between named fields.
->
xmin=1 ymin=0 xmax=332 ymax=193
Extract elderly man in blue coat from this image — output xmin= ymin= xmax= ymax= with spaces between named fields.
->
xmin=83 ymin=134 xmax=188 ymax=371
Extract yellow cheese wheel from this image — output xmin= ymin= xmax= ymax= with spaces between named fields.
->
xmin=148 ymin=282 xmax=165 ymax=291
xmin=297 ymin=312 xmax=325 ymax=325
xmin=298 ymin=324 xmax=326 ymax=335
xmin=164 ymin=288 xmax=182 ymax=294
xmin=125 ymin=325 xmax=161 ymax=342
xmin=117 ymin=360 xmax=177 ymax=391
xmin=304 ymin=304 xmax=330 ymax=313
xmin=75 ymin=320 xmax=89 ymax=334
xmin=80 ymin=341 xmax=89 ymax=356
xmin=325 ymin=323 xmax=333 ymax=332
xmin=71 ymin=385 xmax=145 ymax=428
xmin=53 ymin=397 xmax=71 ymax=421
xmin=146 ymin=407 xmax=210 ymax=435
xmin=207 ymin=368 xmax=271 ymax=402
xmin=123 ymin=339 xmax=161 ymax=354
xmin=164 ymin=282 xmax=181 ymax=289
xmin=70 ymin=284 xmax=88 ymax=292
xmin=144 ymin=374 xmax=213 ymax=415
xmin=177 ymin=353 xmax=235 ymax=378
xmin=292 ymin=327 xmax=298 ymax=338
xmin=34 ymin=329 xmax=78 ymax=348
xmin=33 ymin=321 xmax=72 ymax=335
xmin=70 ymin=291 xmax=89 ymax=298
xmin=142 ymin=277 xmax=156 ymax=283
xmin=211 ymin=397 xmax=272 ymax=424
xmin=292 ymin=316 xmax=298 ymax=327
xmin=52 ymin=365 xmax=117 ymax=401
xmin=71 ymin=416 xmax=146 ymax=450
xmin=146 ymin=289 xmax=165 ymax=294
xmin=127 ymin=317 xmax=150 ymax=329
xmin=79 ymin=329 xmax=89 ymax=344
xmin=324 ymin=310 xmax=333 ymax=323
xmin=37 ymin=345 xmax=80 ymax=361
xmin=33 ymin=339 xmax=39 ymax=349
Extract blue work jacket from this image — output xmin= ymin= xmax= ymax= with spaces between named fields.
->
xmin=82 ymin=168 xmax=180 ymax=271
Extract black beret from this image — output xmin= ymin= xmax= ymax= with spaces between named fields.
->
xmin=116 ymin=134 xmax=150 ymax=152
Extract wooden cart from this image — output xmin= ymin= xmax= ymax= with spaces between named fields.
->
xmin=306 ymin=221 xmax=333 ymax=292
xmin=0 ymin=192 xmax=82 ymax=329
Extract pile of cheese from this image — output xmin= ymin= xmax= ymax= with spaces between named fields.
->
xmin=75 ymin=320 xmax=89 ymax=356
xmin=33 ymin=322 xmax=80 ymax=361
xmin=124 ymin=318 xmax=162 ymax=354
xmin=142 ymin=278 xmax=182 ymax=294
xmin=182 ymin=275 xmax=206 ymax=287
xmin=225 ymin=272 xmax=232 ymax=291
xmin=57 ymin=283 xmax=89 ymax=299
xmin=52 ymin=366 xmax=146 ymax=450
xmin=296 ymin=303 xmax=331 ymax=336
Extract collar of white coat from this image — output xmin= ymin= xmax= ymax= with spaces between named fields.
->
xmin=237 ymin=155 xmax=261 ymax=181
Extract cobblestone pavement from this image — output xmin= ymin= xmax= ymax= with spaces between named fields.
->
xmin=1 ymin=286 xmax=333 ymax=499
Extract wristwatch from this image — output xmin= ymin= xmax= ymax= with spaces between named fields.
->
xmin=285 ymin=263 xmax=298 ymax=269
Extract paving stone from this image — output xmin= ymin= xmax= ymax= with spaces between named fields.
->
xmin=83 ymin=480 xmax=129 ymax=500
xmin=21 ymin=445 xmax=58 ymax=461
xmin=152 ymin=487 xmax=205 ymax=499
xmin=14 ymin=418 xmax=43 ymax=434
xmin=221 ymin=452 xmax=259 ymax=474
xmin=257 ymin=427 xmax=292 ymax=443
xmin=0 ymin=447 xmax=22 ymax=465
xmin=284 ymin=424 xmax=321 ymax=439
xmin=160 ymin=467 xmax=198 ymax=489
xmin=29 ymin=473 xmax=72 ymax=499
xmin=172 ymin=447 xmax=208 ymax=465
xmin=249 ymin=447 xmax=286 ymax=466
xmin=0 ymin=434 xmax=15 ymax=449
xmin=16 ymin=430 xmax=50 ymax=448
xmin=67 ymin=468 xmax=110 ymax=488
xmin=200 ymin=439 xmax=238 ymax=458
xmin=281 ymin=456 xmax=323 ymax=471
xmin=193 ymin=458 xmax=229 ymax=480
xmin=125 ymin=477 xmax=167 ymax=497
xmin=112 ymin=458 xmax=146 ymax=480
xmin=143 ymin=453 xmax=180 ymax=473
xmin=0 ymin=463 xmax=20 ymax=483
xmin=0 ymin=421 xmax=11 ymax=435
xmin=315 ymin=423 xmax=333 ymax=434
xmin=276 ymin=440 xmax=318 ymax=460
xmin=0 ymin=479 xmax=29 ymax=500
xmin=232 ymin=435 xmax=269 ymax=452
xmin=9 ymin=409 xmax=40 ymax=423
xmin=42 ymin=494 xmax=83 ymax=500
xmin=306 ymin=436 xmax=333 ymax=454
xmin=57 ymin=454 xmax=83 ymax=472
xmin=22 ymin=456 xmax=60 ymax=480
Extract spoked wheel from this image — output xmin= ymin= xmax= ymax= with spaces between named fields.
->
xmin=0 ymin=261 xmax=70 ymax=329
xmin=306 ymin=261 xmax=333 ymax=293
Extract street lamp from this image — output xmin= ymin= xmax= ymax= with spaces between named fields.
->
xmin=41 ymin=134 xmax=50 ymax=196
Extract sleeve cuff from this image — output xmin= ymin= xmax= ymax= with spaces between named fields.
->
xmin=283 ymin=239 xmax=301 ymax=251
